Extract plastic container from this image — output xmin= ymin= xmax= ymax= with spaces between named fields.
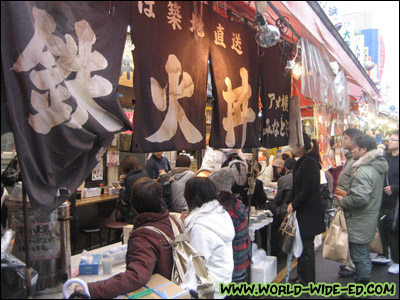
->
xmin=100 ymin=245 xmax=127 ymax=266
xmin=251 ymin=256 xmax=277 ymax=284
xmin=83 ymin=188 xmax=101 ymax=198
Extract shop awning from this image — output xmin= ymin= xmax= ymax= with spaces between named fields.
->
xmin=277 ymin=2 xmax=379 ymax=103
xmin=225 ymin=1 xmax=379 ymax=103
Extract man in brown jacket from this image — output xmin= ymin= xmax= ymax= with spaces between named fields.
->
xmin=74 ymin=178 xmax=180 ymax=299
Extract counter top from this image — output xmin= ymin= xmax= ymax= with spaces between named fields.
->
xmin=36 ymin=242 xmax=125 ymax=299
xmin=76 ymin=193 xmax=119 ymax=207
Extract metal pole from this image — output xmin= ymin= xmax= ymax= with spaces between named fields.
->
xmin=22 ymin=184 xmax=33 ymax=298
xmin=246 ymin=148 xmax=259 ymax=289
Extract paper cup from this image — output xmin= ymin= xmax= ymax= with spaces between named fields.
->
xmin=102 ymin=257 xmax=113 ymax=274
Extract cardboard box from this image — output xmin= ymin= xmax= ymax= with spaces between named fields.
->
xmin=79 ymin=254 xmax=100 ymax=275
xmin=123 ymin=274 xmax=190 ymax=299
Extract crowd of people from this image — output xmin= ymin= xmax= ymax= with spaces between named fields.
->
xmin=74 ymin=129 xmax=399 ymax=299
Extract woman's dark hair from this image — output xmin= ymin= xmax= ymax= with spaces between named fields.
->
xmin=131 ymin=177 xmax=162 ymax=214
xmin=176 ymin=154 xmax=191 ymax=168
xmin=355 ymin=135 xmax=377 ymax=152
xmin=272 ymin=166 xmax=282 ymax=182
xmin=280 ymin=153 xmax=291 ymax=161
xmin=184 ymin=177 xmax=217 ymax=211
xmin=303 ymin=133 xmax=322 ymax=166
xmin=218 ymin=191 xmax=235 ymax=204
xmin=120 ymin=155 xmax=143 ymax=174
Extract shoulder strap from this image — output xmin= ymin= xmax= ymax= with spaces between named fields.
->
xmin=140 ymin=226 xmax=175 ymax=247
xmin=168 ymin=217 xmax=182 ymax=237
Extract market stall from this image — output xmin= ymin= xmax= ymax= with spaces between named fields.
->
xmin=1 ymin=1 xmax=382 ymax=298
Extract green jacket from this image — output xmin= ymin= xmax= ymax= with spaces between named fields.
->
xmin=339 ymin=150 xmax=388 ymax=244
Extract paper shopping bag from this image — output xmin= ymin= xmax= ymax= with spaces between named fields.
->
xmin=323 ymin=208 xmax=348 ymax=263
xmin=368 ymin=228 xmax=383 ymax=254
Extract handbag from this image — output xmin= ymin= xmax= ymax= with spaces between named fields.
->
xmin=141 ymin=218 xmax=216 ymax=299
xmin=279 ymin=212 xmax=296 ymax=254
xmin=323 ymin=208 xmax=348 ymax=263
xmin=368 ymin=228 xmax=383 ymax=254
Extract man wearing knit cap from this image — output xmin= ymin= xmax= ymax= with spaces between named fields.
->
xmin=208 ymin=167 xmax=251 ymax=284
xmin=208 ymin=167 xmax=235 ymax=193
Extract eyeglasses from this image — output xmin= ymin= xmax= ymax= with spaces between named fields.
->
xmin=388 ymin=138 xmax=399 ymax=142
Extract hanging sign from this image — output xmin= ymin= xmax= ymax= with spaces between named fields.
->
xmin=209 ymin=10 xmax=261 ymax=149
xmin=1 ymin=2 xmax=132 ymax=213
xmin=131 ymin=1 xmax=210 ymax=152
xmin=259 ymin=44 xmax=291 ymax=148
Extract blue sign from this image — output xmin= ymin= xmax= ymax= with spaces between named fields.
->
xmin=389 ymin=105 xmax=395 ymax=112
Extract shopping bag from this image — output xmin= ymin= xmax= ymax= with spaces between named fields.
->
xmin=292 ymin=212 xmax=303 ymax=258
xmin=368 ymin=228 xmax=383 ymax=254
xmin=322 ymin=208 xmax=348 ymax=263
xmin=279 ymin=212 xmax=296 ymax=254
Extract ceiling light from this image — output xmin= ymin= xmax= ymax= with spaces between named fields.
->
xmin=285 ymin=42 xmax=301 ymax=71
xmin=255 ymin=13 xmax=280 ymax=48
xmin=292 ymin=62 xmax=303 ymax=80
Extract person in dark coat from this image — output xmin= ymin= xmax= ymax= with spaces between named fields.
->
xmin=287 ymin=133 xmax=325 ymax=285
xmin=145 ymin=152 xmax=171 ymax=180
xmin=116 ymin=155 xmax=148 ymax=224
xmin=269 ymin=158 xmax=296 ymax=257
xmin=240 ymin=163 xmax=267 ymax=209
xmin=373 ymin=130 xmax=399 ymax=274
xmin=74 ymin=178 xmax=180 ymax=299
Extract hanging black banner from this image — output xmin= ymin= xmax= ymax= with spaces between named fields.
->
xmin=259 ymin=44 xmax=292 ymax=148
xmin=131 ymin=1 xmax=210 ymax=152
xmin=1 ymin=1 xmax=132 ymax=213
xmin=209 ymin=10 xmax=261 ymax=149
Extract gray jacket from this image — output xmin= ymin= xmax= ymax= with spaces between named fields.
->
xmin=170 ymin=168 xmax=194 ymax=212
xmin=270 ymin=172 xmax=293 ymax=218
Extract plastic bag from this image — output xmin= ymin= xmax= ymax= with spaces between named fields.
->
xmin=292 ymin=212 xmax=303 ymax=258
xmin=1 ymin=229 xmax=39 ymax=299
xmin=180 ymin=255 xmax=198 ymax=292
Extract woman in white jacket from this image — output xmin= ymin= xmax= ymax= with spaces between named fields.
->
xmin=183 ymin=177 xmax=235 ymax=299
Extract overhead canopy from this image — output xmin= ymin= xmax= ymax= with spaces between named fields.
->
xmin=224 ymin=1 xmax=380 ymax=103
xmin=279 ymin=1 xmax=379 ymax=103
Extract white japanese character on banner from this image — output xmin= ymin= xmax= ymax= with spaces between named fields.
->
xmin=281 ymin=95 xmax=289 ymax=112
xmin=222 ymin=67 xmax=255 ymax=147
xmin=231 ymin=33 xmax=243 ymax=55
xmin=167 ymin=1 xmax=182 ymax=30
xmin=214 ymin=23 xmax=226 ymax=48
xmin=268 ymin=93 xmax=281 ymax=109
xmin=138 ymin=1 xmax=155 ymax=18
xmin=190 ymin=13 xmax=205 ymax=38
xmin=263 ymin=117 xmax=288 ymax=137
xmin=11 ymin=7 xmax=123 ymax=134
xmin=146 ymin=54 xmax=202 ymax=144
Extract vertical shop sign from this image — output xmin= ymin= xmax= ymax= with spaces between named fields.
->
xmin=131 ymin=1 xmax=210 ymax=152
xmin=259 ymin=45 xmax=291 ymax=148
xmin=1 ymin=2 xmax=132 ymax=213
xmin=209 ymin=10 xmax=261 ymax=149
